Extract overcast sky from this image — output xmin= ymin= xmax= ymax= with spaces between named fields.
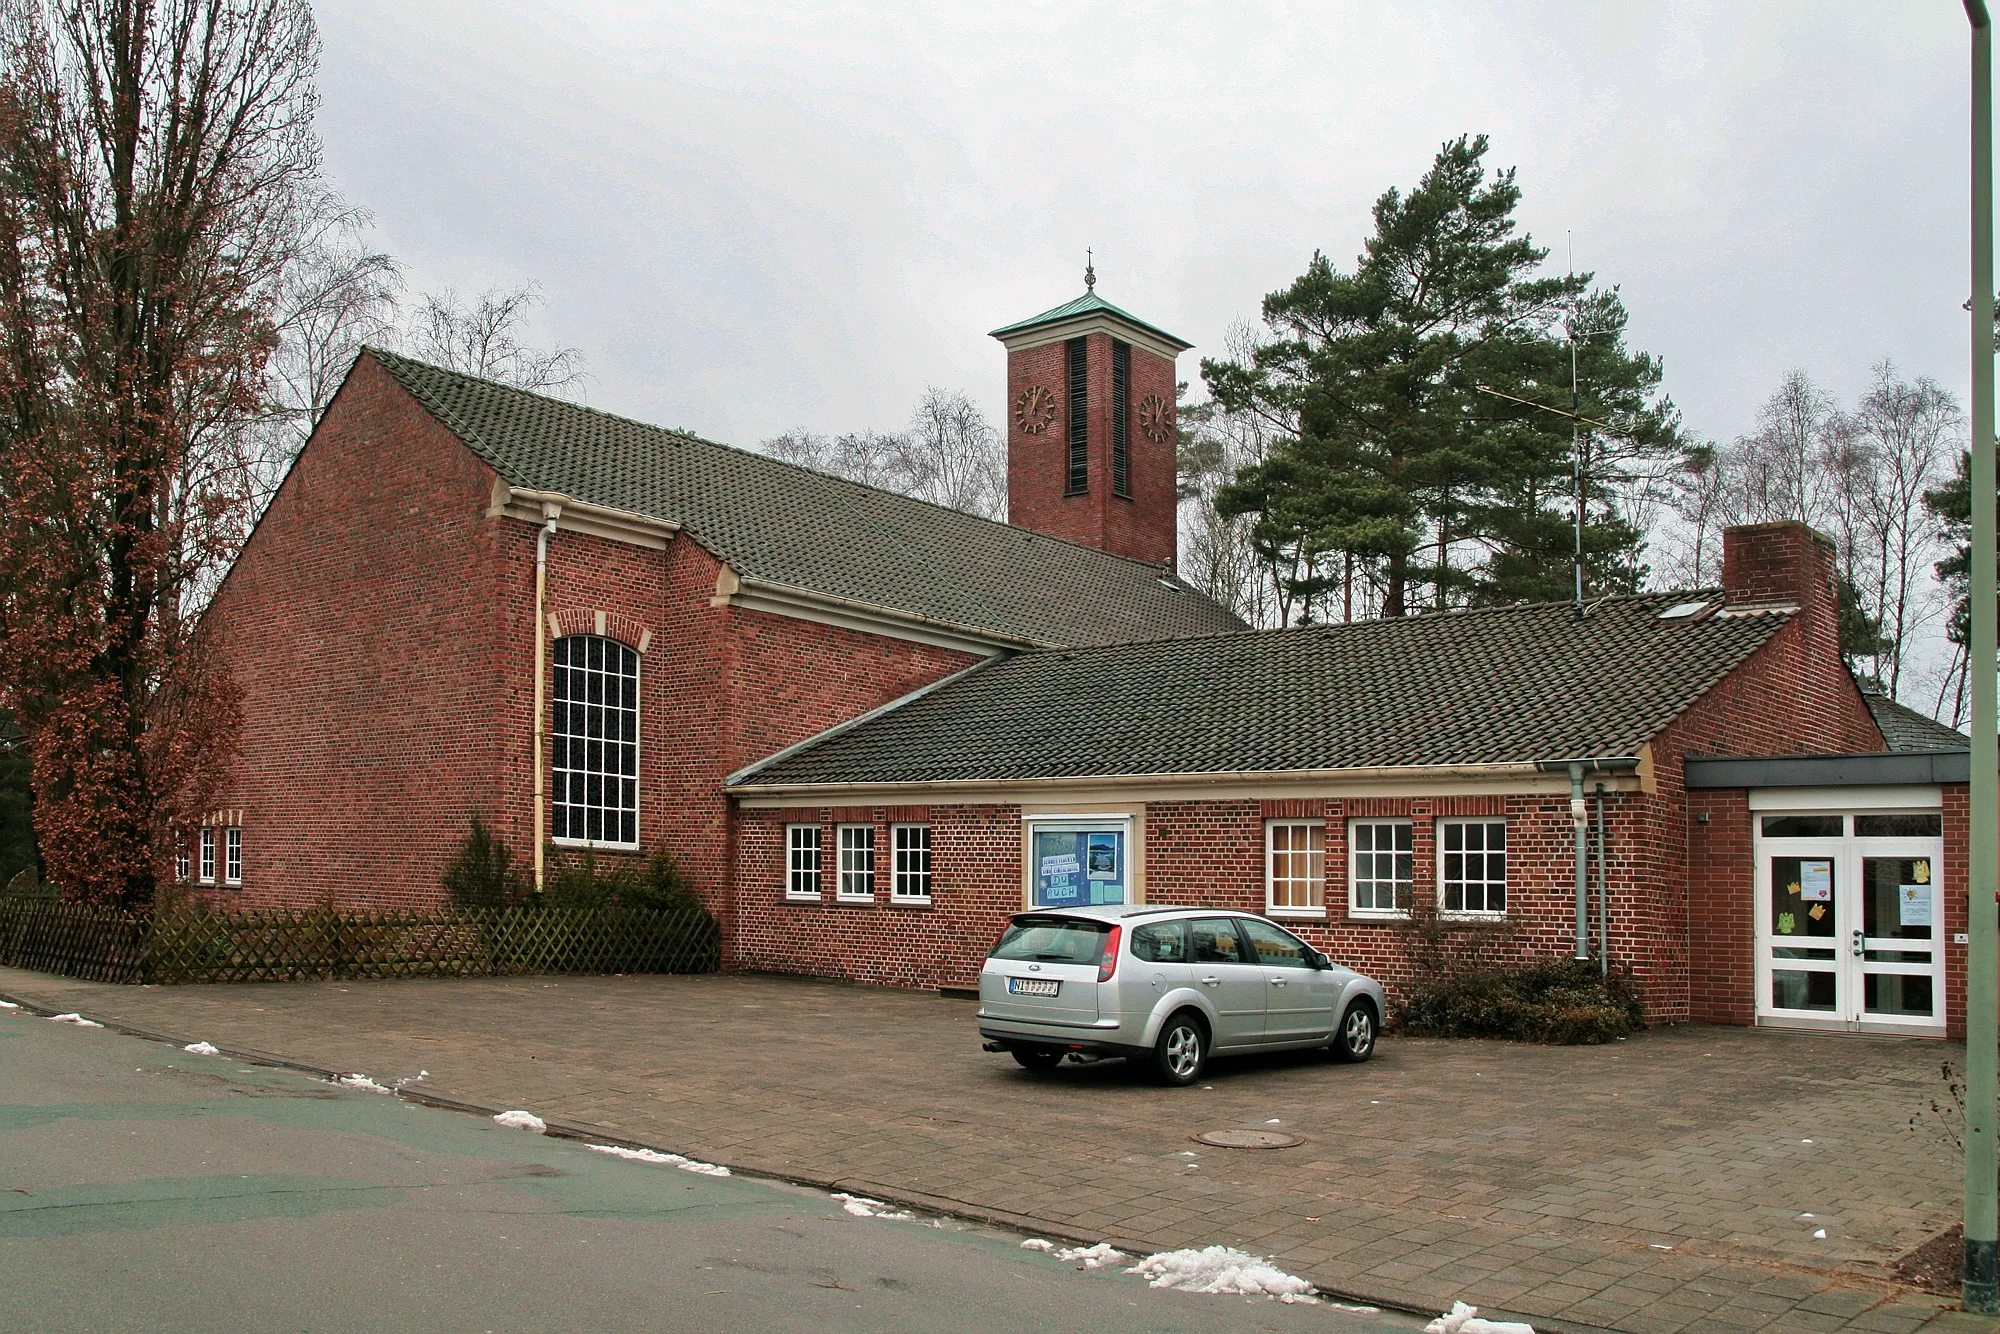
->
xmin=316 ymin=0 xmax=1973 ymax=455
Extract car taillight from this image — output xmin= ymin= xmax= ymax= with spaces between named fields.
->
xmin=1097 ymin=925 xmax=1121 ymax=983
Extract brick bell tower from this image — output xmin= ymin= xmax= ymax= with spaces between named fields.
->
xmin=990 ymin=257 xmax=1191 ymax=567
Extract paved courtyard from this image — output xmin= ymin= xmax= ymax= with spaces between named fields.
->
xmin=0 ymin=966 xmax=1987 ymax=1334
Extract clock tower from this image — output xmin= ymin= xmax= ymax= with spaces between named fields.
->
xmin=989 ymin=263 xmax=1191 ymax=567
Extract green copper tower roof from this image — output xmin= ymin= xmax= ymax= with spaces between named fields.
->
xmin=988 ymin=290 xmax=1192 ymax=352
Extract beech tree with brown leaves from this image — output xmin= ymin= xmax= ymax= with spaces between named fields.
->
xmin=0 ymin=0 xmax=323 ymax=907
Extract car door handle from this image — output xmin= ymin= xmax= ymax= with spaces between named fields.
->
xmin=1200 ymin=975 xmax=1221 ymax=987
xmin=1270 ymin=978 xmax=1287 ymax=988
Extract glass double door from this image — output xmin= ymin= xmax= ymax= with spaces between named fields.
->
xmin=1755 ymin=830 xmax=1944 ymax=1033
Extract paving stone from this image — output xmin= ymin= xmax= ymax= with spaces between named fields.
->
xmin=0 ymin=966 xmax=1967 ymax=1334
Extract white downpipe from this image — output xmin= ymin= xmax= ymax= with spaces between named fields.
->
xmin=532 ymin=507 xmax=559 ymax=894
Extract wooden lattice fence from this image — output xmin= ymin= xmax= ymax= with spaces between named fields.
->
xmin=0 ymin=898 xmax=720 ymax=985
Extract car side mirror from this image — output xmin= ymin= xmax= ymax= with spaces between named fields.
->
xmin=1309 ymin=950 xmax=1331 ymax=970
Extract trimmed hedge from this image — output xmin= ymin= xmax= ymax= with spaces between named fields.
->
xmin=1393 ymin=958 xmax=1645 ymax=1044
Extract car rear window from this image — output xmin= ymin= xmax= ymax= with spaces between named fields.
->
xmin=991 ymin=917 xmax=1111 ymax=965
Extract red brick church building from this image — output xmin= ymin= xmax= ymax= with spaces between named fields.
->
xmin=196 ymin=279 xmax=1977 ymax=1037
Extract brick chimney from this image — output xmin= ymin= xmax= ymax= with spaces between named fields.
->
xmin=990 ymin=268 xmax=1190 ymax=566
xmin=1720 ymin=521 xmax=1838 ymax=610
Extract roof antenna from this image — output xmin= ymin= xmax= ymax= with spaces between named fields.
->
xmin=1085 ymin=248 xmax=1095 ymax=291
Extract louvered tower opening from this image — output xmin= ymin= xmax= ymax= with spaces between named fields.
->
xmin=1111 ymin=339 xmax=1131 ymax=499
xmin=1065 ymin=336 xmax=1089 ymax=495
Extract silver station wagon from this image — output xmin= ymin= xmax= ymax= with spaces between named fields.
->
xmin=977 ymin=905 xmax=1387 ymax=1086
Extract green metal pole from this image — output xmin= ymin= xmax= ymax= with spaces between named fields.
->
xmin=1966 ymin=0 xmax=1998 ymax=1315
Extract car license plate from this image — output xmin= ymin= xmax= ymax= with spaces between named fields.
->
xmin=1007 ymin=977 xmax=1059 ymax=996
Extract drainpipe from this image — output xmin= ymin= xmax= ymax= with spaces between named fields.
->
xmin=532 ymin=505 xmax=560 ymax=895
xmin=1569 ymin=763 xmax=1589 ymax=960
xmin=1594 ymin=782 xmax=1609 ymax=978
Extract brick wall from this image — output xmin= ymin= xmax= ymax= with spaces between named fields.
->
xmin=200 ymin=354 xmax=510 ymax=911
xmin=1004 ymin=332 xmax=1176 ymax=566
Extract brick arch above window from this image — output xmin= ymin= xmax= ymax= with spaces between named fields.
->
xmin=547 ymin=608 xmax=653 ymax=654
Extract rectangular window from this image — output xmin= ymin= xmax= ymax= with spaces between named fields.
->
xmin=1029 ymin=821 xmax=1127 ymax=908
xmin=1760 ymin=814 xmax=1843 ymax=838
xmin=1440 ymin=819 xmax=1506 ymax=915
xmin=1065 ymin=336 xmax=1089 ymax=494
xmin=838 ymin=824 xmax=875 ymax=901
xmin=551 ymin=635 xmax=641 ymax=848
xmin=175 ymin=840 xmax=190 ymax=884
xmin=786 ymin=824 xmax=822 ymax=898
xmin=1266 ymin=820 xmax=1324 ymax=914
xmin=1350 ymin=819 xmax=1414 ymax=915
xmin=1111 ymin=339 xmax=1130 ymax=498
xmin=199 ymin=828 xmax=216 ymax=884
xmin=224 ymin=827 xmax=243 ymax=886
xmin=892 ymin=824 xmax=932 ymax=902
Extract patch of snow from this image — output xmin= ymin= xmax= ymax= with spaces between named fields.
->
xmin=1424 ymin=1300 xmax=1536 ymax=1334
xmin=337 ymin=1074 xmax=393 ymax=1095
xmin=584 ymin=1143 xmax=730 ymax=1176
xmin=0 ymin=1000 xmax=19 ymax=1009
xmin=1329 ymin=1302 xmax=1381 ymax=1314
xmin=1801 ymin=1139 xmax=1813 ymax=1144
xmin=49 ymin=1013 xmax=103 ymax=1027
xmin=1125 ymin=1246 xmax=1316 ymax=1303
xmin=1055 ymin=1243 xmax=1126 ymax=1268
xmin=831 ymin=1192 xmax=913 ymax=1221
xmin=182 ymin=1041 xmax=219 ymax=1055
xmin=492 ymin=1110 xmax=547 ymax=1133
xmin=1799 ymin=1212 xmax=1814 ymax=1219
xmin=1019 ymin=1238 xmax=1055 ymax=1252
xmin=1813 ymin=1229 xmax=1827 ymax=1239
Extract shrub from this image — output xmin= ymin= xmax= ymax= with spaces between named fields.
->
xmin=441 ymin=819 xmax=527 ymax=909
xmin=1393 ymin=958 xmax=1645 ymax=1044
xmin=541 ymin=843 xmax=699 ymax=913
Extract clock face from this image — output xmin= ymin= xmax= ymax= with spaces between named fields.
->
xmin=1013 ymin=384 xmax=1058 ymax=435
xmin=1137 ymin=393 xmax=1174 ymax=443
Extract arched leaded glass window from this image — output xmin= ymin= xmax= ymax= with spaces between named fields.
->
xmin=551 ymin=635 xmax=639 ymax=846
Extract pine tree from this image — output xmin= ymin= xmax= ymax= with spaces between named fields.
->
xmin=1208 ymin=136 xmax=1687 ymax=618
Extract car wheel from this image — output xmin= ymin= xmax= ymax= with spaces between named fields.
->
xmin=1011 ymin=1046 xmax=1064 ymax=1071
xmin=1151 ymin=1012 xmax=1207 ymax=1086
xmin=1330 ymin=1001 xmax=1377 ymax=1063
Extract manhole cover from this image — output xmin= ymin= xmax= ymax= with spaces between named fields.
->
xmin=1192 ymin=1129 xmax=1304 ymax=1150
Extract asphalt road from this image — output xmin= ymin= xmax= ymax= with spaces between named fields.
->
xmin=0 ymin=1005 xmax=1418 ymax=1334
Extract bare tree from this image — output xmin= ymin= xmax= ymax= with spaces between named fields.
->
xmin=400 ymin=283 xmax=584 ymax=397
xmin=1847 ymin=363 xmax=1958 ymax=695
xmin=756 ymin=387 xmax=1005 ymax=521
xmin=895 ymin=386 xmax=1005 ymax=520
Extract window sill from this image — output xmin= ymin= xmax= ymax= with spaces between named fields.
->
xmin=784 ymin=892 xmax=824 ymax=903
xmin=1346 ymin=910 xmax=1411 ymax=923
xmin=835 ymin=895 xmax=876 ymax=905
xmin=890 ymin=896 xmax=932 ymax=908
xmin=1438 ymin=912 xmax=1508 ymax=923
xmin=1266 ymin=908 xmax=1326 ymax=920
xmin=553 ymin=837 xmax=640 ymax=852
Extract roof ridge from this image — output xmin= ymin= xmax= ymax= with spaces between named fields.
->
xmin=361 ymin=344 xmax=1197 ymax=580
xmin=1006 ymin=588 xmax=1734 ymax=659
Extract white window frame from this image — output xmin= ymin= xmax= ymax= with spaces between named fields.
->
xmin=1349 ymin=818 xmax=1415 ymax=918
xmin=550 ymin=634 xmax=642 ymax=851
xmin=892 ymin=824 xmax=932 ymax=903
xmin=224 ymin=827 xmax=243 ymax=886
xmin=786 ymin=824 xmax=823 ymax=900
xmin=198 ymin=828 xmax=216 ymax=884
xmin=1022 ymin=813 xmax=1134 ymax=910
xmin=1265 ymin=819 xmax=1325 ymax=918
xmin=175 ymin=840 xmax=190 ymax=883
xmin=837 ymin=824 xmax=875 ymax=902
xmin=1438 ymin=817 xmax=1507 ymax=917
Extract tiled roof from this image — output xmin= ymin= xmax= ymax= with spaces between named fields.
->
xmin=988 ymin=291 xmax=1192 ymax=350
xmin=733 ymin=593 xmax=1796 ymax=787
xmin=365 ymin=349 xmax=1243 ymax=647
xmin=1861 ymin=688 xmax=1969 ymax=752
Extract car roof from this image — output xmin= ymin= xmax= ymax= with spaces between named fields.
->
xmin=1010 ymin=904 xmax=1254 ymax=923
